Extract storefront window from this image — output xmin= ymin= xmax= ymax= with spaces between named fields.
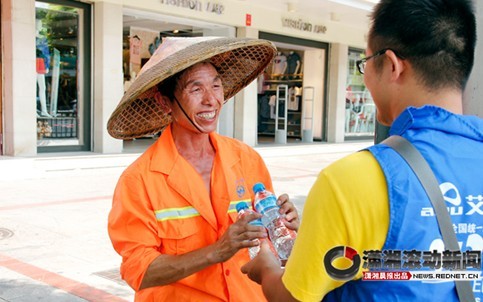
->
xmin=345 ymin=49 xmax=375 ymax=137
xmin=258 ymin=32 xmax=328 ymax=144
xmin=35 ymin=0 xmax=90 ymax=150
xmin=257 ymin=47 xmax=305 ymax=143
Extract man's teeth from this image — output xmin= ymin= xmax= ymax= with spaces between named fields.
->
xmin=197 ymin=111 xmax=216 ymax=119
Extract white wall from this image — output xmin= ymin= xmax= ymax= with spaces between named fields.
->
xmin=326 ymin=43 xmax=348 ymax=143
xmin=463 ymin=0 xmax=483 ymax=117
xmin=2 ymin=0 xmax=37 ymax=156
xmin=234 ymin=27 xmax=259 ymax=146
xmin=93 ymin=1 xmax=124 ymax=153
xmin=106 ymin=0 xmax=367 ymax=49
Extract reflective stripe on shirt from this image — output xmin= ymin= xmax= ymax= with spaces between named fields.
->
xmin=155 ymin=206 xmax=200 ymax=221
xmin=155 ymin=199 xmax=252 ymax=221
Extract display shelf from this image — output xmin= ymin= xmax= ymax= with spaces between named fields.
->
xmin=265 ymin=78 xmax=303 ymax=84
xmin=257 ymin=51 xmax=304 ymax=142
xmin=258 ymin=99 xmax=302 ymax=139
xmin=37 ymin=116 xmax=77 ymax=139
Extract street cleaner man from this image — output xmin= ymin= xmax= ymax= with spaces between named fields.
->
xmin=107 ymin=36 xmax=300 ymax=301
xmin=241 ymin=0 xmax=483 ymax=301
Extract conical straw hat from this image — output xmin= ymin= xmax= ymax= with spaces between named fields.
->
xmin=107 ymin=36 xmax=277 ymax=139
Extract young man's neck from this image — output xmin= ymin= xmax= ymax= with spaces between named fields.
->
xmin=390 ymin=79 xmax=464 ymax=122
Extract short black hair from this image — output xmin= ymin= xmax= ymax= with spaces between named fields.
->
xmin=156 ymin=73 xmax=181 ymax=103
xmin=369 ymin=0 xmax=476 ymax=91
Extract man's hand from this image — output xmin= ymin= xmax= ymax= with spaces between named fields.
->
xmin=242 ymin=241 xmax=299 ymax=302
xmin=241 ymin=240 xmax=282 ymax=284
xmin=277 ymin=194 xmax=300 ymax=231
xmin=209 ymin=211 xmax=267 ymax=263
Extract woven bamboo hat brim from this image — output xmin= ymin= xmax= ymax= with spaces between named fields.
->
xmin=107 ymin=36 xmax=277 ymax=139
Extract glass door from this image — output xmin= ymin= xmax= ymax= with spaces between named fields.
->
xmin=345 ymin=48 xmax=375 ymax=138
xmin=35 ymin=0 xmax=91 ymax=152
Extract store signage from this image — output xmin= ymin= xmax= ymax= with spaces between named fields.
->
xmin=281 ymin=17 xmax=327 ymax=34
xmin=159 ymin=0 xmax=224 ymax=15
xmin=246 ymin=14 xmax=252 ymax=26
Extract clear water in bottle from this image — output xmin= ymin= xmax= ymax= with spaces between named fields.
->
xmin=236 ymin=202 xmax=264 ymax=259
xmin=252 ymin=183 xmax=297 ymax=260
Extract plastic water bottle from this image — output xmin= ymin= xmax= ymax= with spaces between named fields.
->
xmin=236 ymin=202 xmax=264 ymax=259
xmin=236 ymin=201 xmax=279 ymax=259
xmin=252 ymin=182 xmax=297 ymax=260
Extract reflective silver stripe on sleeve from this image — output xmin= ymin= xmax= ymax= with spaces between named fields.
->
xmin=155 ymin=206 xmax=200 ymax=221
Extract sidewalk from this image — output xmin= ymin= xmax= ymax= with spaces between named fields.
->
xmin=0 ymin=140 xmax=372 ymax=302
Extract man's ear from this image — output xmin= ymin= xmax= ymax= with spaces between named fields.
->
xmin=154 ymin=91 xmax=172 ymax=114
xmin=385 ymin=49 xmax=406 ymax=82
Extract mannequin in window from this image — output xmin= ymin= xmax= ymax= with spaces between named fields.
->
xmin=36 ymin=19 xmax=51 ymax=118
xmin=272 ymin=51 xmax=287 ymax=79
xmin=287 ymin=51 xmax=301 ymax=79
xmin=36 ymin=49 xmax=51 ymax=117
xmin=257 ymin=69 xmax=271 ymax=132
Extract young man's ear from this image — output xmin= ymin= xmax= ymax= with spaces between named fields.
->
xmin=155 ymin=91 xmax=172 ymax=114
xmin=385 ymin=49 xmax=406 ymax=81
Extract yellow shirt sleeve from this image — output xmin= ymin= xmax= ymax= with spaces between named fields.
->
xmin=282 ymin=150 xmax=389 ymax=302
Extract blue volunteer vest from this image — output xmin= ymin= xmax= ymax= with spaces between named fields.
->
xmin=324 ymin=106 xmax=483 ymax=301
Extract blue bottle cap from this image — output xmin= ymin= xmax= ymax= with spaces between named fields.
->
xmin=236 ymin=202 xmax=250 ymax=213
xmin=253 ymin=182 xmax=266 ymax=193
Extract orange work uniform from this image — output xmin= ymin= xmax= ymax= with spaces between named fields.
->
xmin=108 ymin=125 xmax=273 ymax=301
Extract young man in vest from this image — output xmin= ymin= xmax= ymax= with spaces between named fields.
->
xmin=242 ymin=0 xmax=483 ymax=301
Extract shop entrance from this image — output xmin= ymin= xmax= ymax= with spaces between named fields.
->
xmin=35 ymin=0 xmax=91 ymax=152
xmin=257 ymin=32 xmax=329 ymax=145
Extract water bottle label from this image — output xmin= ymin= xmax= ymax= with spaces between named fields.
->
xmin=255 ymin=195 xmax=278 ymax=215
xmin=249 ymin=219 xmax=264 ymax=227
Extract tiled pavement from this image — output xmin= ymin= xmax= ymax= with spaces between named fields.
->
xmin=0 ymin=139 xmax=372 ymax=301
